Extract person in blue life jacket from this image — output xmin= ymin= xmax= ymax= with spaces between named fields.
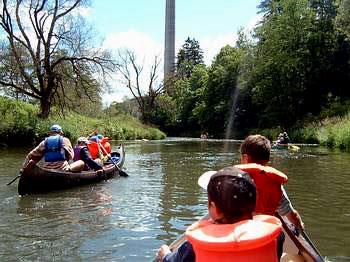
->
xmin=22 ymin=124 xmax=74 ymax=171
xmin=72 ymin=137 xmax=104 ymax=173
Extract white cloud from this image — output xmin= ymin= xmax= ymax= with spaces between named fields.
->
xmin=101 ymin=30 xmax=164 ymax=105
xmin=76 ymin=6 xmax=93 ymax=17
xmin=101 ymin=14 xmax=262 ymax=105
xmin=102 ymin=30 xmax=163 ymax=59
xmin=200 ymin=33 xmax=237 ymax=64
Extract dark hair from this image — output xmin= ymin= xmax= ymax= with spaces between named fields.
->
xmin=207 ymin=167 xmax=256 ymax=224
xmin=240 ymin=135 xmax=271 ymax=164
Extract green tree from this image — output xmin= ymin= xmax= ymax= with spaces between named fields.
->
xmin=336 ymin=0 xmax=350 ymax=39
xmin=176 ymin=37 xmax=204 ymax=78
xmin=250 ymin=0 xmax=350 ymax=128
xmin=195 ymin=45 xmax=243 ymax=137
xmin=0 ymin=0 xmax=114 ymax=118
xmin=172 ymin=64 xmax=208 ymax=134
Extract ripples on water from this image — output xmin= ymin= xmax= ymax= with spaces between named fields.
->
xmin=0 ymin=139 xmax=349 ymax=261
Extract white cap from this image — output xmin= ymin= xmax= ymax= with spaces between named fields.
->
xmin=198 ymin=170 xmax=217 ymax=190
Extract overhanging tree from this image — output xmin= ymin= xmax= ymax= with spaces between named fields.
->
xmin=0 ymin=0 xmax=115 ymax=118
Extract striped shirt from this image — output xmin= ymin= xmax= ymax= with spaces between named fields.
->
xmin=276 ymin=186 xmax=294 ymax=216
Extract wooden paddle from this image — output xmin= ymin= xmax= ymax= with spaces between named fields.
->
xmin=7 ymin=172 xmax=22 ymax=185
xmin=7 ymin=159 xmax=36 ymax=186
xmin=98 ymin=142 xmax=128 ymax=177
xmin=277 ymin=214 xmax=324 ymax=262
xmin=300 ymin=230 xmax=324 ymax=261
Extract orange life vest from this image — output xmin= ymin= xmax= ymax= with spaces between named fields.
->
xmin=87 ymin=142 xmax=100 ymax=159
xmin=186 ymin=215 xmax=282 ymax=262
xmin=100 ymin=137 xmax=111 ymax=154
xmin=235 ymin=163 xmax=288 ymax=215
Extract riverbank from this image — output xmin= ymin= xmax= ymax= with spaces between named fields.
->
xmin=259 ymin=112 xmax=350 ymax=149
xmin=0 ymin=97 xmax=166 ymax=146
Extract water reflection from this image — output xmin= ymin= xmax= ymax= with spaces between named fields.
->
xmin=0 ymin=139 xmax=349 ymax=261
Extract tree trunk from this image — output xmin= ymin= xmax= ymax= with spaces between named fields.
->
xmin=38 ymin=98 xmax=51 ymax=119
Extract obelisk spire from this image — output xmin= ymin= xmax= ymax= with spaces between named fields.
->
xmin=164 ymin=0 xmax=175 ymax=92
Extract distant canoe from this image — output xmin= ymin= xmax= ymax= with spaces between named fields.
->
xmin=18 ymin=144 xmax=125 ymax=195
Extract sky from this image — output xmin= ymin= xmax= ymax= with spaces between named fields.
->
xmin=83 ymin=1 xmax=262 ymax=105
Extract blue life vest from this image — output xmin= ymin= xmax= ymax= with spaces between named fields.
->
xmin=44 ymin=136 xmax=66 ymax=162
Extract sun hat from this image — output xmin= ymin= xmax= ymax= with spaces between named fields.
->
xmin=77 ymin=137 xmax=89 ymax=144
xmin=89 ymin=135 xmax=100 ymax=142
xmin=49 ymin=124 xmax=63 ymax=133
xmin=198 ymin=166 xmax=253 ymax=191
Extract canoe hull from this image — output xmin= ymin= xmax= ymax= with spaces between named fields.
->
xmin=18 ymin=145 xmax=125 ymax=195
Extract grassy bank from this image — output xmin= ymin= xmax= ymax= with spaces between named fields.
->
xmin=0 ymin=97 xmax=166 ymax=146
xmin=291 ymin=113 xmax=350 ymax=149
xmin=257 ymin=112 xmax=350 ymax=149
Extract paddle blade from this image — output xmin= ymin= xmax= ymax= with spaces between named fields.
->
xmin=119 ymin=168 xmax=129 ymax=177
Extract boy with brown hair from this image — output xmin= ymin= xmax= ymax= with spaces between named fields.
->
xmin=235 ymin=134 xmax=304 ymax=229
xmin=156 ymin=167 xmax=282 ymax=262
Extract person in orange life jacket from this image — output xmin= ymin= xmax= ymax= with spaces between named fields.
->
xmin=157 ymin=167 xmax=282 ymax=262
xmin=87 ymin=135 xmax=104 ymax=160
xmin=71 ymin=137 xmax=104 ymax=172
xmin=97 ymin=134 xmax=112 ymax=155
xmin=22 ymin=124 xmax=74 ymax=171
xmin=235 ymin=134 xmax=304 ymax=230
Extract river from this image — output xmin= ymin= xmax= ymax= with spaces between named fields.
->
xmin=0 ymin=138 xmax=349 ymax=261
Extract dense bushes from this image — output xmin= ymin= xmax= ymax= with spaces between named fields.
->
xmin=0 ymin=97 xmax=165 ymax=146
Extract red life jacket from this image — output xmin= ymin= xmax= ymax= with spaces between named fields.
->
xmin=87 ymin=142 xmax=100 ymax=159
xmin=186 ymin=215 xmax=282 ymax=262
xmin=235 ymin=163 xmax=288 ymax=215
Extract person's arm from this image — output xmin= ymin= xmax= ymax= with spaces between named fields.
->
xmin=81 ymin=147 xmax=103 ymax=171
xmin=23 ymin=141 xmax=45 ymax=167
xmin=63 ymin=137 xmax=74 ymax=161
xmin=157 ymin=241 xmax=195 ymax=262
xmin=286 ymin=208 xmax=304 ymax=230
xmin=277 ymin=186 xmax=305 ymax=230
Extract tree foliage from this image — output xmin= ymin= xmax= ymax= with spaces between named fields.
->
xmin=336 ymin=0 xmax=350 ymax=39
xmin=248 ymin=0 xmax=350 ymax=128
xmin=176 ymin=37 xmax=204 ymax=78
xmin=195 ymin=45 xmax=243 ymax=136
xmin=0 ymin=0 xmax=114 ymax=118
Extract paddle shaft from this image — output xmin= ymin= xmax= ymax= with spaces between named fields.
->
xmin=7 ymin=173 xmax=21 ymax=186
xmin=98 ymin=142 xmax=128 ymax=177
xmin=300 ymin=230 xmax=324 ymax=262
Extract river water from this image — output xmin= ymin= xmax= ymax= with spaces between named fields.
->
xmin=0 ymin=138 xmax=349 ymax=261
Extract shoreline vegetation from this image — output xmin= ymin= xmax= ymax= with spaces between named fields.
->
xmin=254 ymin=112 xmax=350 ymax=150
xmin=2 ymin=97 xmax=350 ymax=149
xmin=0 ymin=97 xmax=166 ymax=147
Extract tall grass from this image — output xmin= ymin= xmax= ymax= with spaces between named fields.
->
xmin=291 ymin=113 xmax=350 ymax=149
xmin=250 ymin=112 xmax=350 ymax=149
xmin=0 ymin=97 xmax=165 ymax=146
